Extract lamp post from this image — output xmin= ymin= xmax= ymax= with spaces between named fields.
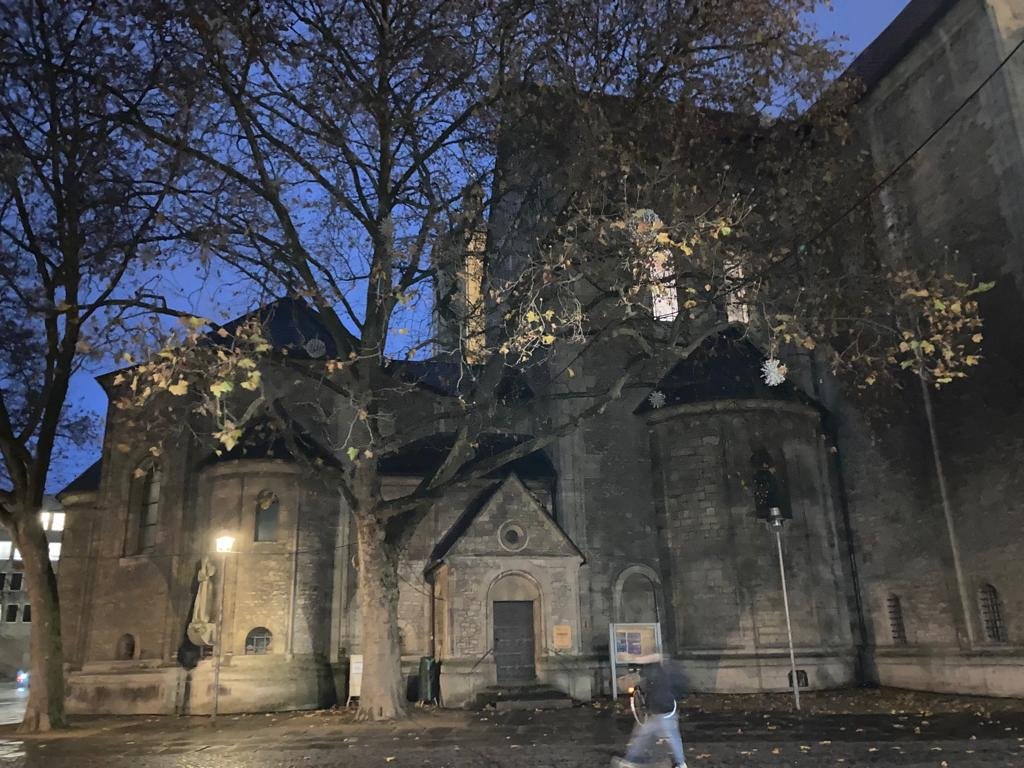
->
xmin=767 ymin=506 xmax=800 ymax=711
xmin=212 ymin=533 xmax=235 ymax=724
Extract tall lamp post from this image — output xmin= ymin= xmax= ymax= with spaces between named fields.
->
xmin=212 ymin=532 xmax=236 ymax=724
xmin=766 ymin=506 xmax=800 ymax=711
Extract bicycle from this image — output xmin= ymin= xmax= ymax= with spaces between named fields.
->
xmin=623 ymin=664 xmax=649 ymax=724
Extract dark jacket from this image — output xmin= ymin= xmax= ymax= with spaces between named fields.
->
xmin=642 ymin=662 xmax=686 ymax=715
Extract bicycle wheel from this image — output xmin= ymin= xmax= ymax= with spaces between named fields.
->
xmin=629 ymin=686 xmax=648 ymax=724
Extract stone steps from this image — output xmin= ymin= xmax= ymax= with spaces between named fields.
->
xmin=477 ymin=684 xmax=574 ymax=711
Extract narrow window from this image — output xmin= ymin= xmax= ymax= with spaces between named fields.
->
xmin=244 ymin=627 xmax=273 ymax=655
xmin=48 ymin=542 xmax=61 ymax=561
xmin=979 ymin=583 xmax=1008 ymax=643
xmin=115 ymin=633 xmax=136 ymax=660
xmin=12 ymin=548 xmax=20 ymax=562
xmin=887 ymin=594 xmax=908 ymax=645
xmin=0 ymin=543 xmax=9 ymax=561
xmin=0 ymin=573 xmax=6 ymax=591
xmin=9 ymin=574 xmax=23 ymax=591
xmin=20 ymin=604 xmax=30 ymax=623
xmin=50 ymin=512 xmax=65 ymax=531
xmin=137 ymin=464 xmax=161 ymax=553
xmin=3 ymin=605 xmax=17 ymax=622
xmin=39 ymin=512 xmax=50 ymax=530
xmin=254 ymin=491 xmax=279 ymax=543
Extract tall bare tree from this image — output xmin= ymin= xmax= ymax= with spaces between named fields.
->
xmin=0 ymin=0 xmax=184 ymax=731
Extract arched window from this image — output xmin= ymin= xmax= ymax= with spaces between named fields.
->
xmin=116 ymin=633 xmax=136 ymax=660
xmin=886 ymin=594 xmax=908 ymax=645
xmin=618 ymin=572 xmax=659 ymax=624
xmin=979 ymin=583 xmax=1008 ymax=643
xmin=245 ymin=627 xmax=273 ymax=655
xmin=133 ymin=462 xmax=161 ymax=553
xmin=254 ymin=491 xmax=279 ymax=542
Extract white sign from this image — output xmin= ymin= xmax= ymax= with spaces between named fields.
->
xmin=346 ymin=654 xmax=363 ymax=706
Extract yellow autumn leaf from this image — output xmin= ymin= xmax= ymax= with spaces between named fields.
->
xmin=971 ymin=333 xmax=983 ymax=343
xmin=240 ymin=371 xmax=262 ymax=391
xmin=168 ymin=380 xmax=189 ymax=396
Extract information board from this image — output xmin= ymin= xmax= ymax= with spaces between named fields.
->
xmin=608 ymin=622 xmax=662 ymax=698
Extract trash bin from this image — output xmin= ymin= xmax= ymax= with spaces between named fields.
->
xmin=418 ymin=656 xmax=439 ymax=703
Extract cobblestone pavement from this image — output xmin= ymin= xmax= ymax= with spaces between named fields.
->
xmin=0 ymin=690 xmax=1022 ymax=767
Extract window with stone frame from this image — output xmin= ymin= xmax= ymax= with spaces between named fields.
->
xmin=133 ymin=461 xmax=161 ymax=553
xmin=245 ymin=627 xmax=273 ymax=655
xmin=254 ymin=491 xmax=279 ymax=542
xmin=9 ymin=573 xmax=22 ymax=591
xmin=979 ymin=583 xmax=1008 ymax=643
xmin=3 ymin=604 xmax=17 ymax=622
xmin=886 ymin=593 xmax=908 ymax=645
xmin=0 ymin=573 xmax=6 ymax=591
xmin=20 ymin=604 xmax=30 ymax=622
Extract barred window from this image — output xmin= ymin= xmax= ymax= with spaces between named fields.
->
xmin=979 ymin=583 xmax=1008 ymax=643
xmin=887 ymin=594 xmax=908 ymax=645
xmin=245 ymin=627 xmax=273 ymax=655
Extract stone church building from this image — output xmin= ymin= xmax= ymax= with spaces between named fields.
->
xmin=56 ymin=0 xmax=1023 ymax=714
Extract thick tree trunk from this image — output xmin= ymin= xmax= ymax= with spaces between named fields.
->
xmin=354 ymin=510 xmax=405 ymax=720
xmin=16 ymin=514 xmax=66 ymax=732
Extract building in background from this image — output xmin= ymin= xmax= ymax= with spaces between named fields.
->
xmin=0 ymin=496 xmax=65 ymax=679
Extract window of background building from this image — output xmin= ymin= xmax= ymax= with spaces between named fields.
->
xmin=51 ymin=512 xmax=65 ymax=531
xmin=39 ymin=512 xmax=49 ymax=530
xmin=0 ymin=573 xmax=6 ymax=591
xmin=48 ymin=542 xmax=61 ymax=561
xmin=11 ymin=548 xmax=20 ymax=562
xmin=0 ymin=543 xmax=10 ymax=561
xmin=21 ymin=605 xmax=30 ymax=622
xmin=4 ymin=605 xmax=17 ymax=622
xmin=9 ymin=574 xmax=23 ymax=591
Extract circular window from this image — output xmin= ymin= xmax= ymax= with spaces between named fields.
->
xmin=498 ymin=522 xmax=528 ymax=552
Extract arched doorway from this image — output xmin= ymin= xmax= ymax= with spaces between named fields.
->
xmin=489 ymin=573 xmax=541 ymax=684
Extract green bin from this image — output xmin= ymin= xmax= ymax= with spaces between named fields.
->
xmin=418 ymin=656 xmax=439 ymax=703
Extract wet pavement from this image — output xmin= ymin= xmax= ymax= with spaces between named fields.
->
xmin=0 ymin=689 xmax=1021 ymax=766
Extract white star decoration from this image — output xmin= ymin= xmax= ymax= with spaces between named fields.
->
xmin=761 ymin=358 xmax=787 ymax=387
xmin=648 ymin=390 xmax=667 ymax=409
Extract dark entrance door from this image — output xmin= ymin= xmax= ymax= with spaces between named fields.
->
xmin=493 ymin=600 xmax=535 ymax=684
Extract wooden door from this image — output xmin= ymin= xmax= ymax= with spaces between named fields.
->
xmin=493 ymin=600 xmax=536 ymax=684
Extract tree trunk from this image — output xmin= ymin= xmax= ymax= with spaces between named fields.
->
xmin=354 ymin=509 xmax=405 ymax=720
xmin=16 ymin=513 xmax=66 ymax=732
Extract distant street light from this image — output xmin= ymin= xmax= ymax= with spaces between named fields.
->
xmin=767 ymin=507 xmax=800 ymax=711
xmin=212 ymin=532 xmax=236 ymax=724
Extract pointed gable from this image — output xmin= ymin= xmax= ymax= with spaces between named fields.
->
xmin=429 ymin=474 xmax=581 ymax=569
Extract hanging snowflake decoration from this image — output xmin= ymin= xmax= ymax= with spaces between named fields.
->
xmin=761 ymin=358 xmax=788 ymax=387
xmin=647 ymin=390 xmax=667 ymax=409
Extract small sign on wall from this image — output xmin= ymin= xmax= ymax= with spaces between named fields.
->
xmin=553 ymin=624 xmax=572 ymax=650
xmin=346 ymin=654 xmax=363 ymax=706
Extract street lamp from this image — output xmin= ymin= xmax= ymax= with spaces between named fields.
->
xmin=212 ymin=532 xmax=236 ymax=724
xmin=766 ymin=506 xmax=800 ymax=711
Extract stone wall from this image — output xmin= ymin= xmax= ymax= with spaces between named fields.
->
xmin=648 ymin=400 xmax=857 ymax=692
xmin=844 ymin=0 xmax=1024 ymax=695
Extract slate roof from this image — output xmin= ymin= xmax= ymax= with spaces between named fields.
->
xmin=845 ymin=0 xmax=960 ymax=95
xmin=378 ymin=432 xmax=556 ymax=480
xmin=58 ymin=459 xmax=102 ymax=497
xmin=634 ymin=329 xmax=816 ymax=414
xmin=199 ymin=407 xmax=343 ymax=469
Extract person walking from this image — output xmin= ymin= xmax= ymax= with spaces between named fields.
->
xmin=614 ymin=655 xmax=687 ymax=768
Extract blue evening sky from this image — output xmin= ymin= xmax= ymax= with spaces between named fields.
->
xmin=52 ymin=1 xmax=912 ymax=491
